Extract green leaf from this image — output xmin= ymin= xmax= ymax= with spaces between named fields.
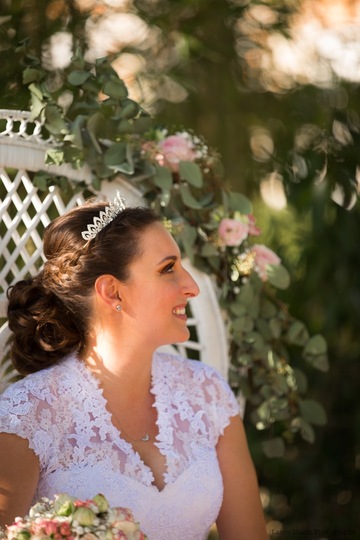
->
xmin=154 ymin=165 xmax=173 ymax=191
xmin=272 ymin=373 xmax=289 ymax=395
xmin=67 ymin=70 xmax=91 ymax=86
xmin=59 ymin=177 xmax=71 ymax=193
xmin=103 ymin=79 xmax=128 ymax=100
xmin=229 ymin=302 xmax=247 ymax=317
xmin=233 ymin=315 xmax=254 ymax=334
xmin=237 ymin=354 xmax=252 ymax=366
xmin=23 ymin=67 xmax=41 ymax=84
xmin=116 ymin=163 xmax=133 ymax=175
xmin=33 ymin=173 xmax=48 ymax=191
xmin=293 ymin=368 xmax=308 ymax=393
xmin=28 ymin=82 xmax=43 ymax=101
xmin=291 ymin=417 xmax=315 ymax=443
xmin=87 ymin=112 xmax=104 ymax=153
xmin=179 ymin=161 xmax=203 ymax=188
xmin=131 ymin=115 xmax=154 ymax=134
xmin=266 ymin=350 xmax=281 ymax=369
xmin=256 ymin=319 xmax=272 ymax=341
xmin=260 ymin=384 xmax=273 ymax=399
xmin=103 ymin=142 xmax=135 ymax=174
xmin=262 ymin=437 xmax=285 ymax=458
xmin=237 ymin=282 xmax=254 ymax=307
xmin=267 ymin=264 xmax=291 ymax=290
xmin=226 ymin=191 xmax=252 ymax=214
xmin=269 ymin=317 xmax=282 ymax=338
xmin=44 ymin=105 xmax=67 ymax=135
xmin=256 ymin=401 xmax=272 ymax=423
xmin=180 ymin=224 xmax=197 ymax=261
xmin=270 ymin=398 xmax=290 ymax=421
xmin=92 ymin=176 xmax=102 ymax=190
xmin=299 ymin=399 xmax=327 ymax=426
xmin=312 ymin=354 xmax=329 ymax=372
xmin=287 ymin=321 xmax=310 ymax=346
xmin=159 ymin=190 xmax=171 ymax=207
xmin=244 ymin=331 xmax=265 ymax=351
xmin=201 ymin=243 xmax=219 ymax=257
xmin=28 ymin=83 xmax=45 ymax=119
xmin=45 ymin=148 xmax=64 ymax=166
xmin=260 ymin=299 xmax=277 ymax=319
xmin=119 ymin=99 xmax=140 ymax=120
xmin=179 ymin=184 xmax=202 ymax=209
xmin=304 ymin=334 xmax=328 ymax=356
xmin=68 ymin=115 xmax=86 ymax=150
xmin=117 ymin=119 xmax=133 ymax=134
xmin=104 ymin=143 xmax=127 ymax=167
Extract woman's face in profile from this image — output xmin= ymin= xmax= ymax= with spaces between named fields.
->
xmin=120 ymin=221 xmax=199 ymax=349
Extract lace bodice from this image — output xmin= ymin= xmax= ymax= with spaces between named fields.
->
xmin=0 ymin=352 xmax=240 ymax=540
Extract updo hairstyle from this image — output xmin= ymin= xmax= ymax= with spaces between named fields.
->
xmin=6 ymin=200 xmax=160 ymax=375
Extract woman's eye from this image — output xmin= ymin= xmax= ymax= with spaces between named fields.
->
xmin=161 ymin=262 xmax=175 ymax=274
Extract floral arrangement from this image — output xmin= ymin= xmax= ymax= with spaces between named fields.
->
xmin=0 ymin=493 xmax=147 ymax=540
xmin=14 ymin=44 xmax=328 ymax=458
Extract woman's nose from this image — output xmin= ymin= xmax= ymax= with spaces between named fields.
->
xmin=183 ymin=268 xmax=200 ymax=298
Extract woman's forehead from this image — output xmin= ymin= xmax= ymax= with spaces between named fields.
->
xmin=137 ymin=222 xmax=180 ymax=261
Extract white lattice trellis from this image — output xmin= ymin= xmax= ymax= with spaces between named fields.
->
xmin=0 ymin=109 xmax=243 ymax=413
xmin=0 ymin=172 xmax=85 ymax=305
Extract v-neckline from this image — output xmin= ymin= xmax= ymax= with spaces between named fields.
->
xmin=75 ymin=353 xmax=169 ymax=492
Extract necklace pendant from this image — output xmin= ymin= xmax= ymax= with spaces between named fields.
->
xmin=141 ymin=433 xmax=150 ymax=442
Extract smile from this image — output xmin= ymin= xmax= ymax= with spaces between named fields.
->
xmin=172 ymin=306 xmax=186 ymax=316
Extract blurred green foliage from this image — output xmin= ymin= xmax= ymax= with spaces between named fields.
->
xmin=0 ymin=0 xmax=359 ymax=536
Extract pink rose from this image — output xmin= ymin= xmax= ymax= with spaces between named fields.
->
xmin=251 ymin=244 xmax=281 ymax=281
xmin=157 ymin=135 xmax=196 ymax=172
xmin=59 ymin=522 xmax=72 ymax=536
xmin=74 ymin=500 xmax=93 ymax=508
xmin=247 ymin=214 xmax=261 ymax=236
xmin=218 ymin=218 xmax=249 ymax=247
xmin=32 ymin=519 xmax=58 ymax=536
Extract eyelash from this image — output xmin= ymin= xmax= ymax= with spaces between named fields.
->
xmin=161 ymin=262 xmax=175 ymax=274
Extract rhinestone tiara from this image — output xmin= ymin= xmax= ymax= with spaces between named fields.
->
xmin=81 ymin=190 xmax=126 ymax=241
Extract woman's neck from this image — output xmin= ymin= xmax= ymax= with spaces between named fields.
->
xmin=80 ymin=333 xmax=154 ymax=402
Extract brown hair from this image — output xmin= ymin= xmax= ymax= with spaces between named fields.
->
xmin=6 ymin=200 xmax=160 ymax=375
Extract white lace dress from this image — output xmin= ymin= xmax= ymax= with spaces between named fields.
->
xmin=0 ymin=352 xmax=240 ymax=540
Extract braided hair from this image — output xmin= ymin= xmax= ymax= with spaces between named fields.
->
xmin=7 ymin=200 xmax=160 ymax=374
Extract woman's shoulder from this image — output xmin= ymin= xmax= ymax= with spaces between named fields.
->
xmin=153 ymin=350 xmax=237 ymax=402
xmin=154 ymin=350 xmax=241 ymax=443
xmin=154 ymin=349 xmax=222 ymax=380
xmin=0 ymin=354 xmax=78 ymax=404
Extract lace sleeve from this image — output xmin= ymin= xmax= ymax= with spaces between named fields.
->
xmin=0 ymin=375 xmax=57 ymax=468
xmin=155 ymin=353 xmax=241 ymax=447
xmin=197 ymin=362 xmax=241 ymax=445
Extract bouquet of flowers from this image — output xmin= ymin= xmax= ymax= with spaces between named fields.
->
xmin=0 ymin=493 xmax=147 ymax=540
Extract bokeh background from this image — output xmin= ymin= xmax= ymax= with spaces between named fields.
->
xmin=0 ymin=0 xmax=359 ymax=537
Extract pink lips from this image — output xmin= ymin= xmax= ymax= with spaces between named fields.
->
xmin=172 ymin=305 xmax=187 ymax=320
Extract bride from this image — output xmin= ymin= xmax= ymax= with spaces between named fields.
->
xmin=0 ymin=193 xmax=268 ymax=540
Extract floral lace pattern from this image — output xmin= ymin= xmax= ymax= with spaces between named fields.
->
xmin=0 ymin=352 xmax=240 ymax=540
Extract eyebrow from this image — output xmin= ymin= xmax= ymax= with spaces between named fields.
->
xmin=157 ymin=255 xmax=178 ymax=266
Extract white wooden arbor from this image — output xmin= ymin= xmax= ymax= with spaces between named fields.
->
xmin=0 ymin=109 xmax=237 ymax=402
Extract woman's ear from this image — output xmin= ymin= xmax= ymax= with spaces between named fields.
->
xmin=94 ymin=275 xmax=121 ymax=309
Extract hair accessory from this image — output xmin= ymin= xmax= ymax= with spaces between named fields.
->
xmin=81 ymin=190 xmax=126 ymax=241
xmin=116 ymin=304 xmax=122 ymax=312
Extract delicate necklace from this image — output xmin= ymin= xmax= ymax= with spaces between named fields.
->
xmin=111 ymin=401 xmax=152 ymax=443
xmin=82 ymin=356 xmax=153 ymax=443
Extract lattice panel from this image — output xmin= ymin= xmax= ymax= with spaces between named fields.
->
xmin=0 ymin=109 xmax=53 ymax=145
xmin=0 ymin=169 xmax=85 ymax=296
xmin=0 ymin=172 xmax=86 ymax=389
